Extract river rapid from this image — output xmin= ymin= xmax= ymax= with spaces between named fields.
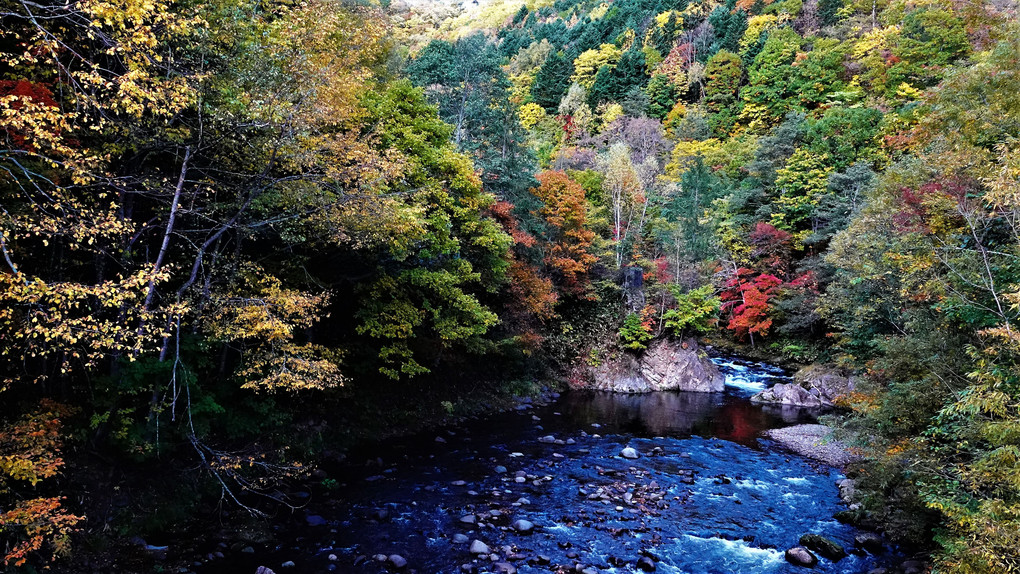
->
xmin=207 ymin=357 xmax=897 ymax=574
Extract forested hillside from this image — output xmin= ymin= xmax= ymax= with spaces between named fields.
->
xmin=2 ymin=0 xmax=1020 ymax=570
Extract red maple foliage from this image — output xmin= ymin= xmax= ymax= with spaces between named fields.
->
xmin=721 ymin=268 xmax=783 ymax=342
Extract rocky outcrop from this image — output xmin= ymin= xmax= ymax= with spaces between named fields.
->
xmin=583 ymin=339 xmax=724 ymax=393
xmin=751 ymin=364 xmax=856 ymax=407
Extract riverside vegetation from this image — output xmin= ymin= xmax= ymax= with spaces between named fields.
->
xmin=1 ymin=0 xmax=1020 ymax=571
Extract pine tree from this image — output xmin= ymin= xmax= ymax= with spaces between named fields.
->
xmin=532 ymin=51 xmax=574 ymax=112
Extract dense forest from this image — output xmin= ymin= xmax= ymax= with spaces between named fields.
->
xmin=2 ymin=0 xmax=1020 ymax=570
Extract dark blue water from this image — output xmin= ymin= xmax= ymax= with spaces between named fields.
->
xmin=208 ymin=357 xmax=894 ymax=573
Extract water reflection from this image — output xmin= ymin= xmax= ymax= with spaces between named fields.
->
xmin=557 ymin=390 xmax=818 ymax=447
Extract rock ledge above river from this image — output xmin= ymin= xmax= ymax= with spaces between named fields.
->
xmin=579 ymin=339 xmax=724 ymax=393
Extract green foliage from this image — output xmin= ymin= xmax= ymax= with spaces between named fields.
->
xmin=662 ymin=285 xmax=720 ymax=337
xmin=645 ymin=74 xmax=679 ymax=120
xmin=618 ymin=311 xmax=654 ymax=350
xmin=703 ymin=50 xmax=743 ymax=135
xmin=740 ymin=27 xmax=803 ymax=125
xmin=587 ymin=47 xmax=648 ymax=108
xmin=532 ymin=51 xmax=574 ymax=111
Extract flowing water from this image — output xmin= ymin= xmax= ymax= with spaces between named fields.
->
xmin=208 ymin=357 xmax=896 ymax=574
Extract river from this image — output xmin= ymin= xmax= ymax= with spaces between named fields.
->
xmin=206 ymin=357 xmax=896 ymax=574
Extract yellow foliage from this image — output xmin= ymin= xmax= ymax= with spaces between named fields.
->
xmin=598 ymin=102 xmax=625 ymax=126
xmin=519 ymin=102 xmax=547 ymax=129
xmin=740 ymin=15 xmax=782 ymax=57
xmin=665 ymin=138 xmax=723 ymax=178
xmin=654 ymin=10 xmax=684 ymax=27
xmin=571 ymin=44 xmax=622 ymax=89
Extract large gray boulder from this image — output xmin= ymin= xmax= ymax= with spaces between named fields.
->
xmin=751 ymin=364 xmax=856 ymax=407
xmin=584 ymin=339 xmax=724 ymax=393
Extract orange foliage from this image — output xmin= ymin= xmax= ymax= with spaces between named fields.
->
xmin=0 ymin=400 xmax=83 ymax=566
xmin=530 ymin=171 xmax=597 ymax=296
xmin=508 ymin=260 xmax=558 ymax=322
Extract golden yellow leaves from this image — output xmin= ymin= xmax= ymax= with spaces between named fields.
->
xmin=237 ymin=344 xmax=345 ymax=392
xmin=0 ymin=270 xmax=175 ymax=386
xmin=204 ymin=265 xmax=343 ymax=392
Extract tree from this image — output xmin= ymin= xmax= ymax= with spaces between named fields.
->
xmin=739 ymin=27 xmax=802 ymax=125
xmin=771 ymin=148 xmax=835 ymax=234
xmin=703 ymin=50 xmax=743 ymax=135
xmin=587 ymin=48 xmax=648 ymax=108
xmin=532 ymin=51 xmax=574 ymax=112
xmin=570 ymin=44 xmax=622 ymax=89
xmin=599 ymin=142 xmax=647 ymax=268
xmin=529 ymin=171 xmax=597 ymax=296
xmin=646 ymin=74 xmax=680 ymax=120
xmin=663 ymin=285 xmax=720 ymax=337
xmin=354 ymin=82 xmax=514 ymax=378
xmin=721 ymin=269 xmax=782 ymax=343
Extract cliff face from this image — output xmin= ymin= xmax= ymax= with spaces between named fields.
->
xmin=579 ymin=339 xmax=725 ymax=393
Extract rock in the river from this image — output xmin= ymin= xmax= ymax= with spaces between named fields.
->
xmin=280 ymin=561 xmax=296 ymax=568
xmin=799 ymin=534 xmax=847 ymax=560
xmin=538 ymin=435 xmax=557 ymax=444
xmin=469 ymin=540 xmax=490 ymax=555
xmin=388 ymin=555 xmax=407 ymax=568
xmin=512 ymin=519 xmax=534 ymax=533
xmin=795 ymin=364 xmax=857 ymax=402
xmin=452 ymin=533 xmax=469 ymax=543
xmin=855 ymin=532 xmax=884 ymax=553
xmin=620 ymin=447 xmax=639 ymax=459
xmin=751 ymin=382 xmax=826 ymax=407
xmin=256 ymin=568 xmax=275 ymax=574
xmin=751 ymin=364 xmax=856 ymax=407
xmin=493 ymin=563 xmax=517 ymax=574
xmin=636 ymin=555 xmax=657 ymax=571
xmin=459 ymin=514 xmax=477 ymax=524
xmin=763 ymin=424 xmax=862 ymax=467
xmin=581 ymin=339 xmax=724 ymax=393
xmin=785 ymin=547 xmax=818 ymax=568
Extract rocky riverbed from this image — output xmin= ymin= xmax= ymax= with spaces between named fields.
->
xmin=196 ymin=357 xmax=909 ymax=574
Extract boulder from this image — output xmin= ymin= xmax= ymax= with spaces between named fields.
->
xmin=795 ymin=364 xmax=857 ymax=402
xmin=512 ymin=519 xmax=534 ymax=533
xmin=305 ymin=514 xmax=327 ymax=526
xmin=620 ymin=447 xmax=639 ymax=459
xmin=493 ymin=563 xmax=517 ymax=574
xmin=784 ymin=547 xmax=818 ymax=568
xmin=752 ymin=364 xmax=856 ymax=407
xmin=751 ymin=382 xmax=826 ymax=407
xmin=637 ymin=555 xmax=657 ymax=571
xmin=583 ymin=339 xmax=724 ymax=393
xmin=388 ymin=555 xmax=407 ymax=568
xmin=855 ymin=532 xmax=884 ymax=554
xmin=799 ymin=534 xmax=847 ymax=561
xmin=469 ymin=540 xmax=490 ymax=555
